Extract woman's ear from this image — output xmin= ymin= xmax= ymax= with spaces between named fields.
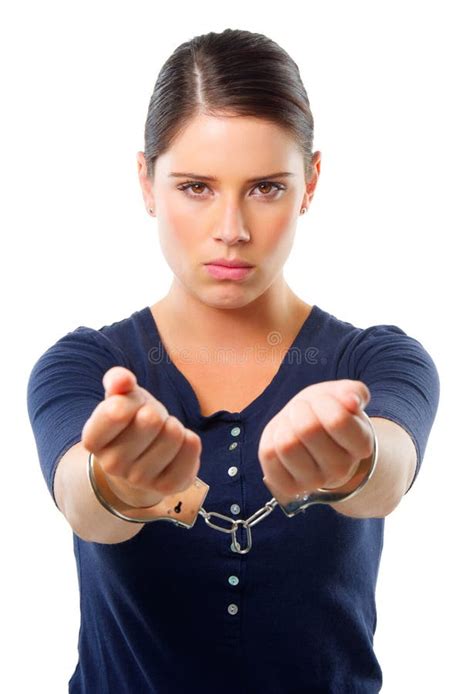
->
xmin=136 ymin=151 xmax=155 ymax=214
xmin=302 ymin=151 xmax=321 ymax=211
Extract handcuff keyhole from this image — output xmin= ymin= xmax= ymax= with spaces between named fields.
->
xmin=174 ymin=501 xmax=183 ymax=514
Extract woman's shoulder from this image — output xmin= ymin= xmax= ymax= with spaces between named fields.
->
xmin=29 ymin=307 xmax=151 ymax=382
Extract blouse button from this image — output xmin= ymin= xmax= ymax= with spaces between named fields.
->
xmin=228 ymin=466 xmax=238 ymax=477
xmin=228 ymin=575 xmax=239 ymax=586
xmin=227 ymin=603 xmax=239 ymax=615
xmin=228 ymin=442 xmax=238 ymax=451
xmin=230 ymin=504 xmax=240 ymax=515
xmin=231 ymin=426 xmax=241 ymax=437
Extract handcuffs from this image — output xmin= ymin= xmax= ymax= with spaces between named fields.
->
xmin=87 ymin=411 xmax=378 ymax=554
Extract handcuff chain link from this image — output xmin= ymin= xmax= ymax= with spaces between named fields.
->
xmin=198 ymin=497 xmax=279 ymax=555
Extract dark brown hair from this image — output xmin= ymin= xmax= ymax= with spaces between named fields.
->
xmin=144 ymin=28 xmax=315 ymax=183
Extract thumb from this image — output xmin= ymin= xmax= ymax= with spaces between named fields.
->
xmin=103 ymin=366 xmax=137 ymax=398
xmin=345 ymin=380 xmax=371 ymax=412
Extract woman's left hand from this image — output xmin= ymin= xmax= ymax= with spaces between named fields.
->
xmin=258 ymin=379 xmax=374 ymax=500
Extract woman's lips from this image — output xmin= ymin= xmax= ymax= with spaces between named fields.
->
xmin=204 ymin=263 xmax=255 ymax=280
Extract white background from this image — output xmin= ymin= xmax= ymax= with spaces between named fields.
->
xmin=2 ymin=1 xmax=472 ymax=691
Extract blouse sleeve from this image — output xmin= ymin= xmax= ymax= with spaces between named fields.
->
xmin=26 ymin=326 xmax=130 ymax=510
xmin=339 ymin=324 xmax=440 ymax=494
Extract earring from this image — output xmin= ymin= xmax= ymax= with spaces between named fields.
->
xmin=148 ymin=207 xmax=154 ymax=215
xmin=300 ymin=207 xmax=307 ymax=215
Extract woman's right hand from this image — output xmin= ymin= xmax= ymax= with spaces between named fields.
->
xmin=81 ymin=366 xmax=202 ymax=508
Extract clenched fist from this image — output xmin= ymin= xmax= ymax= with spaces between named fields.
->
xmin=258 ymin=379 xmax=374 ymax=501
xmin=81 ymin=366 xmax=202 ymax=507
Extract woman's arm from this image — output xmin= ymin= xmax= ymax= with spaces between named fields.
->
xmin=54 ymin=439 xmax=145 ymax=544
xmin=328 ymin=416 xmax=417 ymax=518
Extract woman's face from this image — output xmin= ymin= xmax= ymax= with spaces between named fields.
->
xmin=137 ymin=113 xmax=320 ymax=309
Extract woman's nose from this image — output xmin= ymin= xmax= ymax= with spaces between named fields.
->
xmin=213 ymin=205 xmax=251 ymax=244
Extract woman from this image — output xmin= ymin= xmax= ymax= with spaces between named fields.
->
xmin=27 ymin=28 xmax=440 ymax=693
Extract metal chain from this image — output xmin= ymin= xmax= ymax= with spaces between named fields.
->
xmin=198 ymin=497 xmax=280 ymax=554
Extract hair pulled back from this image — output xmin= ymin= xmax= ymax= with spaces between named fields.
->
xmin=144 ymin=28 xmax=315 ymax=183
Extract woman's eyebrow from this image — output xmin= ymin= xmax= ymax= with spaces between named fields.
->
xmin=168 ymin=171 xmax=296 ymax=183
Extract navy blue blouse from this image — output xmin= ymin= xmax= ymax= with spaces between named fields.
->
xmin=27 ymin=303 xmax=440 ymax=693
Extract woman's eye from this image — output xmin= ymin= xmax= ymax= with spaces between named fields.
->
xmin=179 ymin=182 xmax=208 ymax=196
xmin=177 ymin=181 xmax=286 ymax=200
xmin=256 ymin=182 xmax=282 ymax=195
